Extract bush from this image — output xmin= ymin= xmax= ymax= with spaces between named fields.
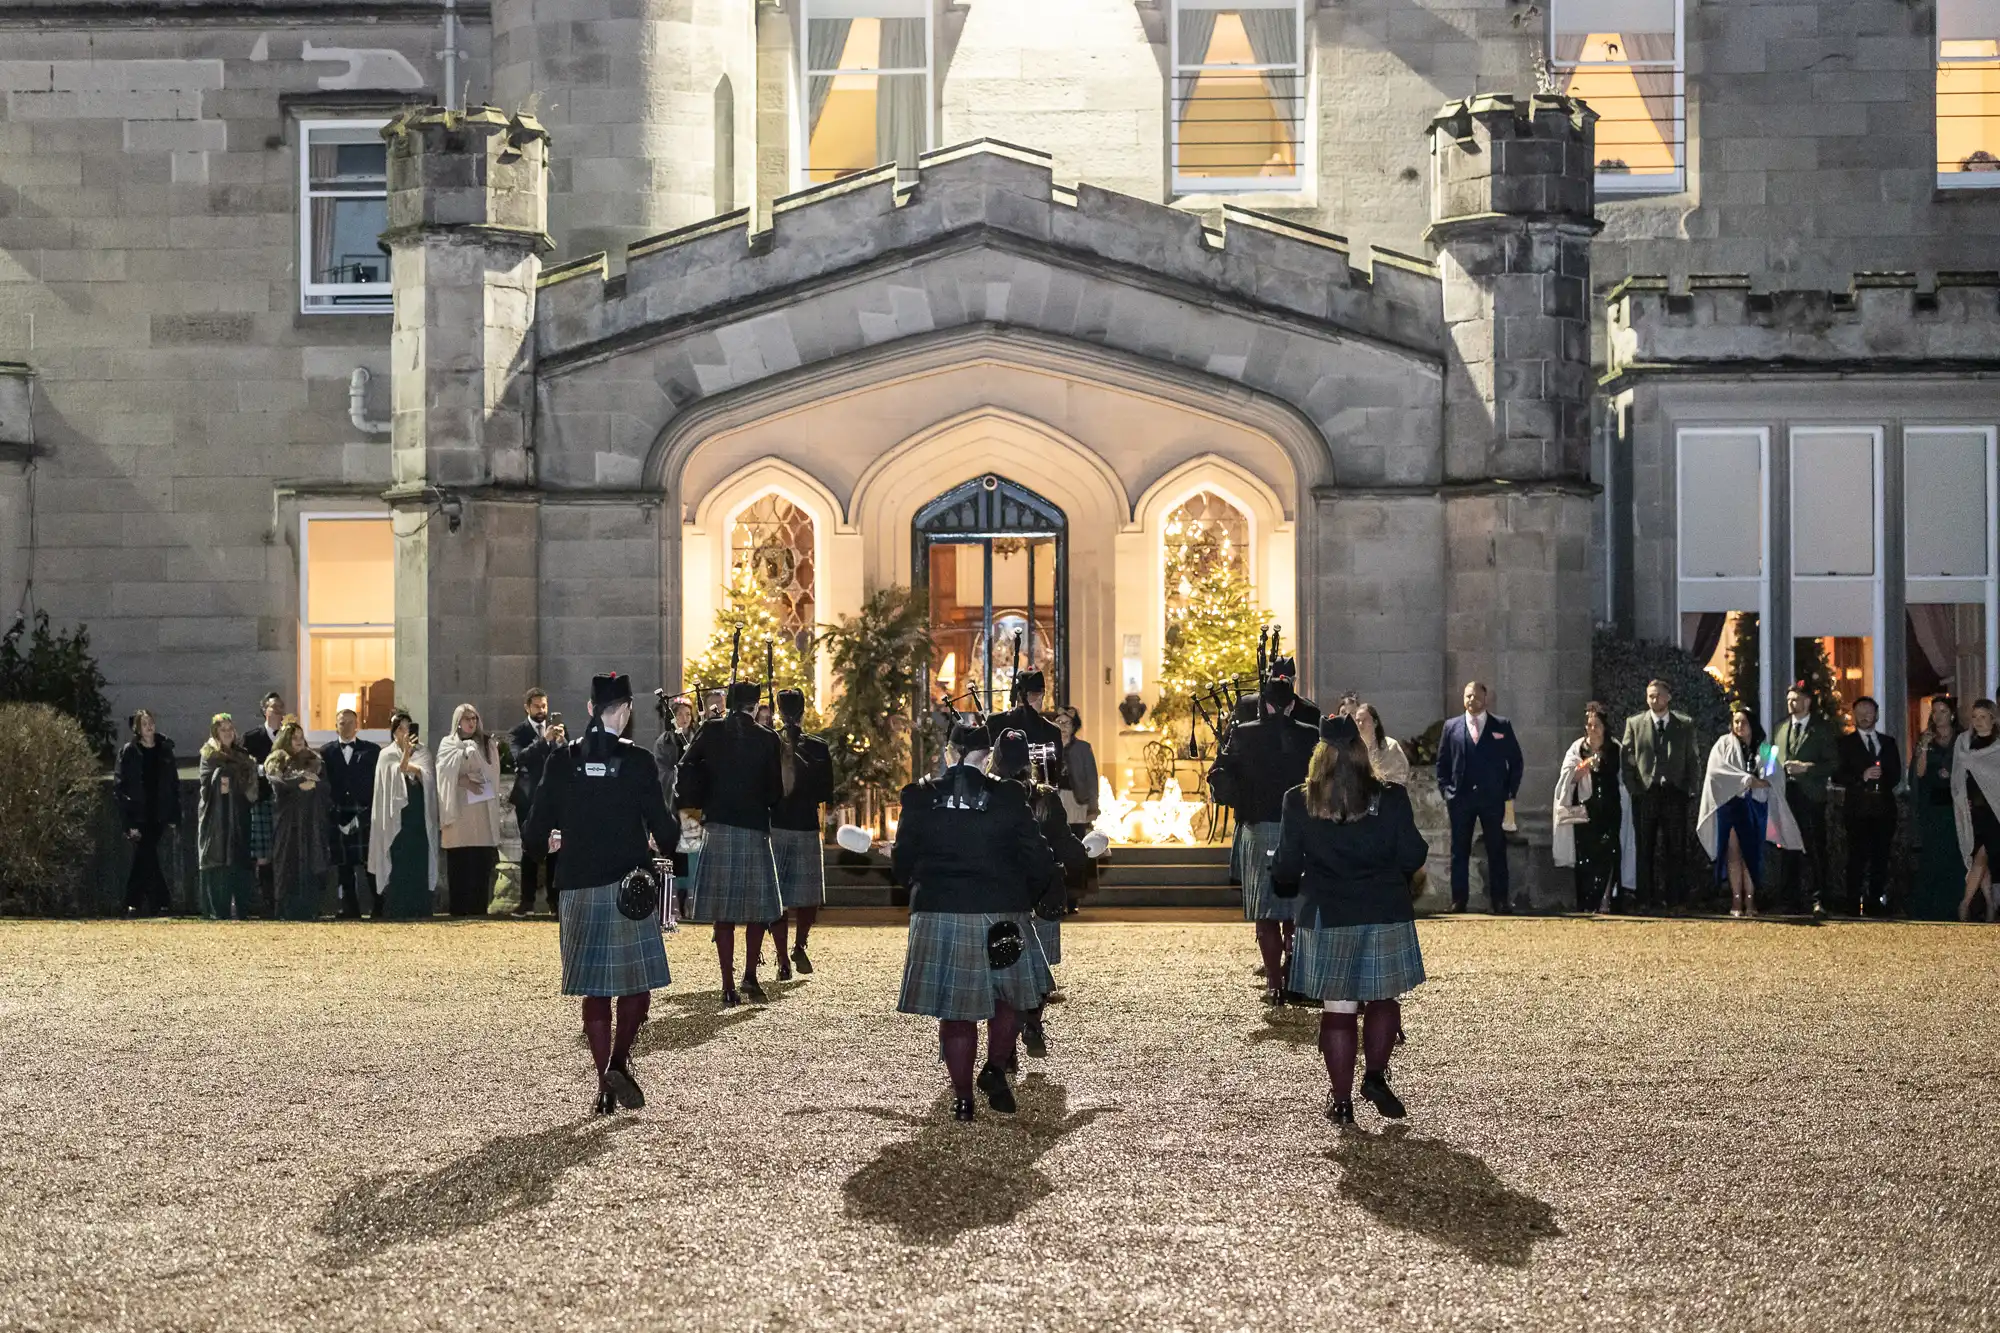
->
xmin=1591 ymin=628 xmax=1731 ymax=738
xmin=0 ymin=703 xmax=104 ymax=915
xmin=818 ymin=585 xmax=934 ymax=812
xmin=0 ymin=613 xmax=115 ymax=762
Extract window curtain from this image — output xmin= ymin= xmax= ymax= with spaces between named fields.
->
xmin=1621 ymin=32 xmax=1679 ymax=148
xmin=1688 ymin=612 xmax=1728 ymax=669
xmin=806 ymin=18 xmax=852 ymax=136
xmin=308 ymin=142 xmax=338 ymax=283
xmin=1176 ymin=7 xmax=1218 ymax=121
xmin=1908 ymin=603 xmax=1987 ymax=695
xmin=875 ymin=16 xmax=927 ymax=172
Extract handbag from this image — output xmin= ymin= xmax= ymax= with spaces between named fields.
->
xmin=986 ymin=919 xmax=1025 ymax=969
xmin=616 ymin=863 xmax=661 ymax=921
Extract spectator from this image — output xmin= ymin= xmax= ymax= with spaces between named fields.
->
xmin=1953 ymin=698 xmax=2000 ymax=922
xmin=116 ymin=709 xmax=181 ymax=917
xmin=1697 ymin=706 xmax=1785 ymax=918
xmin=264 ymin=717 xmax=333 ymax=921
xmin=240 ymin=692 xmax=287 ymax=914
xmin=196 ymin=713 xmax=260 ymax=920
xmin=321 ymin=706 xmax=380 ymax=919
xmin=510 ymin=687 xmax=563 ymax=917
xmin=1834 ymin=696 xmax=1901 ymax=917
xmin=1352 ymin=702 xmax=1410 ymax=785
xmin=1433 ymin=681 xmax=1522 ymax=913
xmin=1054 ymin=706 xmax=1100 ymax=911
xmin=369 ymin=710 xmax=440 ymax=920
xmin=1771 ymin=684 xmax=1837 ymax=915
xmin=754 ymin=701 xmax=774 ymax=729
xmin=653 ymin=695 xmax=695 ymax=795
xmin=1908 ymin=696 xmax=1963 ymax=921
xmin=1555 ymin=701 xmax=1628 ymax=914
xmin=1619 ymin=679 xmax=1699 ymax=912
xmin=436 ymin=702 xmax=504 ymax=916
xmin=1269 ymin=716 xmax=1430 ymax=1126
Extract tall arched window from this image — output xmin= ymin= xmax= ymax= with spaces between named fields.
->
xmin=1163 ymin=489 xmax=1249 ymax=612
xmin=730 ymin=493 xmax=816 ymax=653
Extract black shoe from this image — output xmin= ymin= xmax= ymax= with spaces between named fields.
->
xmin=1489 ymin=900 xmax=1512 ymax=915
xmin=1359 ymin=1070 xmax=1406 ymax=1119
xmin=1022 ymin=1019 xmax=1048 ymax=1059
xmin=792 ymin=946 xmax=814 ymax=975
xmin=604 ymin=1066 xmax=645 ymax=1110
xmin=951 ymin=1095 xmax=977 ymax=1122
xmin=741 ymin=974 xmax=766 ymax=1001
xmin=721 ymin=990 xmax=741 ymax=1009
xmin=776 ymin=961 xmax=793 ymax=982
xmin=509 ymin=907 xmax=533 ymax=919
xmin=1325 ymin=1095 xmax=1355 ymax=1125
xmin=593 ymin=1086 xmax=617 ymax=1116
xmin=977 ymin=1062 xmax=1017 ymax=1113
xmin=1261 ymin=986 xmax=1284 ymax=1007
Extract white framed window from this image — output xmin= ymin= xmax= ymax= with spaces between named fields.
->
xmin=299 ymin=513 xmax=396 ymax=739
xmin=1676 ymin=427 xmax=1770 ymax=716
xmin=1171 ymin=0 xmax=1306 ymax=195
xmin=799 ymin=0 xmax=933 ymax=187
xmin=1938 ymin=0 xmax=2000 ymax=187
xmin=1905 ymin=426 xmax=1999 ymax=703
xmin=299 ymin=120 xmax=391 ymax=314
xmin=1789 ymin=427 xmax=1885 ymax=713
xmin=1550 ymin=0 xmax=1685 ymax=195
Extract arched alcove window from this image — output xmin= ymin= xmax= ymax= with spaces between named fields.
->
xmin=730 ymin=492 xmax=816 ymax=653
xmin=713 ymin=75 xmax=736 ymax=213
xmin=1163 ymin=489 xmax=1250 ymax=612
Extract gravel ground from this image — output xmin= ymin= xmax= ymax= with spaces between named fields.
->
xmin=1 ymin=914 xmax=1995 ymax=1333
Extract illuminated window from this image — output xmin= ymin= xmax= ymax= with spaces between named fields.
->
xmin=730 ymin=494 xmax=817 ymax=655
xmin=801 ymin=0 xmax=931 ymax=186
xmin=1171 ymin=0 xmax=1305 ymax=194
xmin=1939 ymin=0 xmax=2000 ymax=186
xmin=299 ymin=120 xmax=391 ymax=314
xmin=1550 ymin=0 xmax=1685 ymax=195
xmin=301 ymin=516 xmax=395 ymax=733
xmin=1164 ymin=490 xmax=1251 ymax=629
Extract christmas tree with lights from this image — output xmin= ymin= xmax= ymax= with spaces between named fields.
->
xmin=685 ymin=565 xmax=816 ymax=709
xmin=1154 ymin=511 xmax=1266 ymax=742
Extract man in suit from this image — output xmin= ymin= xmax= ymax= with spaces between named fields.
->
xmin=242 ymin=691 xmax=285 ymax=916
xmin=1619 ymin=679 xmax=1701 ymax=911
xmin=510 ymin=687 xmax=564 ymax=917
xmin=1433 ymin=680 xmax=1524 ymax=913
xmin=1834 ymin=695 xmax=1902 ymax=917
xmin=1771 ymin=683 xmax=1839 ymax=915
xmin=320 ymin=706 xmax=381 ymax=918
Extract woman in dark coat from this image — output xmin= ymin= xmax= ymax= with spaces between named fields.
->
xmin=1270 ymin=715 xmax=1430 ymax=1126
xmin=117 ymin=709 xmax=181 ymax=916
xmin=197 ymin=714 xmax=260 ymax=920
xmin=1908 ymin=696 xmax=1962 ymax=921
xmin=264 ymin=718 xmax=333 ymax=921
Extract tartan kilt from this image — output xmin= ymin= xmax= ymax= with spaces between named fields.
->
xmin=1033 ymin=913 xmax=1061 ymax=966
xmin=1289 ymin=919 xmax=1426 ymax=1002
xmin=559 ymin=881 xmax=672 ymax=997
xmin=771 ymin=827 xmax=826 ymax=909
xmin=898 ymin=911 xmax=1054 ymax=1021
xmin=1229 ymin=822 xmax=1245 ymax=885
xmin=1239 ymin=821 xmax=1295 ymax=922
xmin=329 ymin=809 xmax=370 ymax=868
xmin=685 ymin=821 xmax=783 ymax=924
xmin=249 ymin=798 xmax=274 ymax=861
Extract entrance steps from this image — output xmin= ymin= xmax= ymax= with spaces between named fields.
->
xmin=821 ymin=843 xmax=1240 ymax=909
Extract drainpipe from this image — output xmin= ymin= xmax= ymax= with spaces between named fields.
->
xmin=349 ymin=367 xmax=390 ymax=435
xmin=442 ymin=0 xmax=461 ymax=111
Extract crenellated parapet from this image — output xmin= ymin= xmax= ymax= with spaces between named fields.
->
xmin=533 ymin=140 xmax=1444 ymax=365
xmin=1607 ymin=272 xmax=2000 ymax=377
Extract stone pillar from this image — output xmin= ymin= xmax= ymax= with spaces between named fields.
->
xmin=1426 ymin=94 xmax=1600 ymax=908
xmin=382 ymin=107 xmax=552 ymax=738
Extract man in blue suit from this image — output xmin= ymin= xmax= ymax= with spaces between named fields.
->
xmin=1433 ymin=680 xmax=1524 ymax=913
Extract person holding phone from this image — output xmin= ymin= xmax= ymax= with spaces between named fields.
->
xmin=369 ymin=712 xmax=439 ymax=920
xmin=437 ymin=702 xmax=504 ymax=916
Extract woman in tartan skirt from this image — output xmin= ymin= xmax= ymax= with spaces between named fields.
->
xmin=676 ymin=681 xmax=784 ymax=1006
xmin=768 ymin=688 xmax=834 ymax=977
xmin=892 ymin=722 xmax=1059 ymax=1122
xmin=1269 ymin=715 xmax=1430 ymax=1126
xmin=523 ymin=673 xmax=678 ymax=1115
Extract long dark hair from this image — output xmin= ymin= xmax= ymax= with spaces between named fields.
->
xmin=1303 ymin=730 xmax=1381 ymax=822
xmin=1730 ymin=704 xmax=1766 ymax=751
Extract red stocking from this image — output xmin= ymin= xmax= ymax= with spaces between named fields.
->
xmin=611 ymin=992 xmax=650 ymax=1071
xmin=987 ymin=999 xmax=1020 ymax=1071
xmin=582 ymin=996 xmax=613 ymax=1076
xmin=1363 ymin=999 xmax=1399 ymax=1074
xmin=794 ymin=905 xmax=818 ymax=951
xmin=1319 ymin=1010 xmax=1358 ymax=1102
xmin=769 ymin=913 xmax=790 ymax=965
xmin=1254 ymin=921 xmax=1283 ymax=983
xmin=940 ymin=1020 xmax=978 ymax=1097
xmin=744 ymin=921 xmax=767 ymax=981
xmin=713 ymin=923 xmax=737 ymax=992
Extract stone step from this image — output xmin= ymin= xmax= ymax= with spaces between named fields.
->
xmin=1097 ymin=863 xmax=1235 ymax=887
xmin=1105 ymin=844 xmax=1231 ymax=865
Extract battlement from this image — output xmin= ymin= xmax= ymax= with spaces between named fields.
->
xmin=1607 ymin=272 xmax=2000 ymax=374
xmin=1428 ymin=93 xmax=1598 ymax=231
xmin=534 ymin=139 xmax=1444 ymax=363
xmin=382 ymin=105 xmax=552 ymax=251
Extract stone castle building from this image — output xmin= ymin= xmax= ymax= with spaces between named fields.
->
xmin=3 ymin=1 xmax=1998 ymax=876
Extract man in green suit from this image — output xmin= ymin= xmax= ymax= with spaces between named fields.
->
xmin=1620 ymin=679 xmax=1701 ymax=910
xmin=1770 ymin=683 xmax=1838 ymax=915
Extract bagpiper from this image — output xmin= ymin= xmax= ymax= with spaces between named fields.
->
xmin=988 ymin=727 xmax=1090 ymax=1060
xmin=676 ymin=680 xmax=784 ymax=1007
xmin=768 ymin=687 xmax=834 ymax=976
xmin=990 ymin=668 xmax=1067 ymax=787
xmin=1210 ymin=672 xmax=1320 ymax=1005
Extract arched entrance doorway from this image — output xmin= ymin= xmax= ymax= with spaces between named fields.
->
xmin=913 ymin=474 xmax=1067 ymax=710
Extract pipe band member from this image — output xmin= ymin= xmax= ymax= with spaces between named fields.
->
xmin=893 ymin=721 xmax=1060 ymax=1121
xmin=1269 ymin=715 xmax=1430 ymax=1125
xmin=1210 ymin=672 xmax=1320 ymax=1005
xmin=988 ymin=727 xmax=1087 ymax=1061
xmin=992 ymin=669 xmax=1067 ymax=788
xmin=523 ymin=673 xmax=677 ymax=1115
xmin=677 ymin=680 xmax=784 ymax=1006
xmin=1230 ymin=656 xmax=1322 ymax=728
xmin=769 ymin=688 xmax=835 ymax=977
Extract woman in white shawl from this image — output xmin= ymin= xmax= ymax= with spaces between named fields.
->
xmin=1697 ymin=705 xmax=1802 ymax=917
xmin=368 ymin=710 xmax=439 ymax=919
xmin=1552 ymin=701 xmax=1635 ymax=913
xmin=1950 ymin=697 xmax=2000 ymax=922
xmin=436 ymin=702 xmax=505 ymax=917
xmin=1353 ymin=702 xmax=1411 ymax=786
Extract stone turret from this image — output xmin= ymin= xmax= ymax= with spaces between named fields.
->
xmin=382 ymin=106 xmax=552 ymax=737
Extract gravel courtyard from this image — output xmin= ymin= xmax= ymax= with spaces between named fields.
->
xmin=1 ymin=914 xmax=1994 ymax=1333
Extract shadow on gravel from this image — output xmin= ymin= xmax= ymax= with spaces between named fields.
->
xmin=611 ymin=980 xmax=807 ymax=1059
xmin=1248 ymin=1007 xmax=1319 ymax=1046
xmin=1329 ymin=1125 xmax=1561 ymax=1267
xmin=315 ymin=1118 xmax=635 ymax=1268
xmin=842 ymin=1074 xmax=1115 ymax=1244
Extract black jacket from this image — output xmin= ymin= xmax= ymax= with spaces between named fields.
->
xmin=1231 ymin=695 xmax=1324 ymax=728
xmin=509 ymin=718 xmax=560 ymax=817
xmin=1209 ymin=713 xmax=1319 ymax=825
xmin=1025 ymin=780 xmax=1086 ymax=911
xmin=1269 ymin=783 xmax=1429 ymax=928
xmin=991 ymin=703 xmax=1066 ymax=784
xmin=318 ymin=737 xmax=381 ymax=815
xmin=522 ymin=734 xmax=677 ymax=892
xmin=674 ymin=712 xmax=783 ymax=831
xmin=242 ymin=725 xmax=276 ymax=763
xmin=893 ymin=764 xmax=1058 ymax=916
xmin=115 ymin=737 xmax=181 ymax=828
xmin=1835 ymin=729 xmax=1903 ymax=821
xmin=771 ymin=729 xmax=835 ymax=831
